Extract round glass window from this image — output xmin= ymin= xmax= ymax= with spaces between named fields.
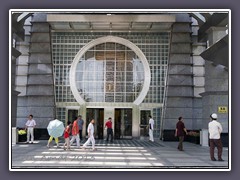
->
xmin=75 ymin=42 xmax=145 ymax=102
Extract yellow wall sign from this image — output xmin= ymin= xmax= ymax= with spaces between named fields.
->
xmin=218 ymin=106 xmax=228 ymax=113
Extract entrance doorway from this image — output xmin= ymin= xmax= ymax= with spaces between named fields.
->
xmin=140 ymin=110 xmax=151 ymax=136
xmin=67 ymin=109 xmax=78 ymax=124
xmin=114 ymin=109 xmax=132 ymax=139
xmin=86 ymin=108 xmax=104 ymax=139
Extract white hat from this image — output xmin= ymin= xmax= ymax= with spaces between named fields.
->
xmin=210 ymin=113 xmax=218 ymax=119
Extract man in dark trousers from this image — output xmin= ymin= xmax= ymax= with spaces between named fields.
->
xmin=105 ymin=117 xmax=113 ymax=142
xmin=175 ymin=116 xmax=188 ymax=151
xmin=208 ymin=113 xmax=224 ymax=161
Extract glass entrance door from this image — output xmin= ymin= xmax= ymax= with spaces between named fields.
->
xmin=140 ymin=110 xmax=151 ymax=137
xmin=86 ymin=108 xmax=104 ymax=139
xmin=114 ymin=109 xmax=132 ymax=139
xmin=67 ymin=109 xmax=78 ymax=124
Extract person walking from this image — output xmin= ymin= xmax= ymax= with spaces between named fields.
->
xmin=77 ymin=115 xmax=84 ymax=141
xmin=105 ymin=117 xmax=113 ymax=142
xmin=148 ymin=115 xmax=155 ymax=142
xmin=70 ymin=118 xmax=80 ymax=148
xmin=47 ymin=136 xmax=59 ymax=148
xmin=175 ymin=116 xmax=188 ymax=151
xmin=63 ymin=121 xmax=72 ymax=150
xmin=25 ymin=114 xmax=36 ymax=144
xmin=82 ymin=119 xmax=96 ymax=151
xmin=208 ymin=113 xmax=224 ymax=161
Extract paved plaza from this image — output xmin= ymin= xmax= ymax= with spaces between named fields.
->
xmin=11 ymin=139 xmax=229 ymax=169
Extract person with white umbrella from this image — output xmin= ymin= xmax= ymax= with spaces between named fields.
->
xmin=47 ymin=118 xmax=65 ymax=148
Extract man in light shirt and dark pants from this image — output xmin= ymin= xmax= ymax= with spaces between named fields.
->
xmin=208 ymin=113 xmax=224 ymax=161
xmin=25 ymin=114 xmax=36 ymax=144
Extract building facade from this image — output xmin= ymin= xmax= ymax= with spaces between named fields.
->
xmin=12 ymin=11 xmax=229 ymax=144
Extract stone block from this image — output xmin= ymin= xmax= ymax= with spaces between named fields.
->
xmin=30 ymin=43 xmax=51 ymax=53
xmin=169 ymin=54 xmax=191 ymax=64
xmin=175 ymin=14 xmax=191 ymax=22
xmin=27 ymin=85 xmax=54 ymax=95
xmin=205 ymin=79 xmax=228 ymax=91
xmin=27 ymin=96 xmax=55 ymax=106
xmin=17 ymin=97 xmax=28 ymax=106
xmin=16 ymin=106 xmax=55 ymax=120
xmin=168 ymin=75 xmax=192 ymax=86
xmin=16 ymin=45 xmax=29 ymax=55
xmin=32 ymin=13 xmax=47 ymax=22
xmin=29 ymin=53 xmax=52 ymax=63
xmin=17 ymin=56 xmax=29 ymax=65
xmin=28 ymin=75 xmax=54 ymax=85
xmin=16 ymin=65 xmax=28 ymax=75
xmin=171 ymin=33 xmax=191 ymax=43
xmin=172 ymin=23 xmax=191 ymax=32
xmin=28 ymin=64 xmax=53 ymax=74
xmin=193 ymin=56 xmax=205 ymax=65
xmin=193 ymin=76 xmax=205 ymax=86
xmin=168 ymin=64 xmax=192 ymax=74
xmin=31 ymin=23 xmax=50 ymax=32
xmin=165 ymin=107 xmax=193 ymax=119
xmin=166 ymin=97 xmax=193 ymax=108
xmin=167 ymin=86 xmax=193 ymax=96
xmin=16 ymin=76 xmax=28 ymax=86
xmin=170 ymin=43 xmax=191 ymax=54
xmin=31 ymin=33 xmax=50 ymax=42
xmin=194 ymin=87 xmax=205 ymax=97
xmin=16 ymin=86 xmax=27 ymax=96
xmin=192 ymin=46 xmax=206 ymax=55
xmin=24 ymin=25 xmax=31 ymax=35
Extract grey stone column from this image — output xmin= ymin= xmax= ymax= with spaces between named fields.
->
xmin=162 ymin=14 xmax=193 ymax=139
xmin=200 ymin=61 xmax=228 ymax=132
xmin=25 ymin=13 xmax=55 ymax=129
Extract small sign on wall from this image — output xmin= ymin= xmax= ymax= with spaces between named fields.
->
xmin=218 ymin=106 xmax=228 ymax=113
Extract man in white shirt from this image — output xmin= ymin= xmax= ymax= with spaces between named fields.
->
xmin=82 ymin=119 xmax=95 ymax=151
xmin=148 ymin=115 xmax=154 ymax=142
xmin=25 ymin=114 xmax=36 ymax=144
xmin=208 ymin=113 xmax=224 ymax=161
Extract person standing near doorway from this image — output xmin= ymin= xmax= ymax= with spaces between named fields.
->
xmin=175 ymin=116 xmax=188 ymax=151
xmin=77 ymin=115 xmax=84 ymax=141
xmin=82 ymin=119 xmax=96 ymax=151
xmin=208 ymin=113 xmax=224 ymax=161
xmin=25 ymin=114 xmax=36 ymax=144
xmin=148 ymin=115 xmax=154 ymax=142
xmin=105 ymin=117 xmax=113 ymax=142
xmin=70 ymin=118 xmax=80 ymax=148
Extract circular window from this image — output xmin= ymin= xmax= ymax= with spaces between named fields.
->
xmin=70 ymin=36 xmax=150 ymax=105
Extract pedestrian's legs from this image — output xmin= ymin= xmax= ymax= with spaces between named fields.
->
xmin=83 ymin=137 xmax=91 ymax=148
xmin=216 ymin=139 xmax=223 ymax=160
xmin=107 ymin=129 xmax=110 ymax=141
xmin=66 ymin=137 xmax=70 ymax=149
xmin=47 ymin=136 xmax=53 ymax=147
xmin=70 ymin=135 xmax=76 ymax=146
xmin=29 ymin=127 xmax=34 ymax=143
xmin=90 ymin=136 xmax=95 ymax=149
xmin=110 ymin=129 xmax=113 ymax=142
xmin=149 ymin=129 xmax=154 ymax=142
xmin=76 ymin=134 xmax=80 ymax=148
xmin=178 ymin=136 xmax=184 ymax=151
xmin=55 ymin=137 xmax=59 ymax=147
xmin=210 ymin=139 xmax=216 ymax=160
xmin=80 ymin=130 xmax=82 ymax=140
xmin=27 ymin=128 xmax=30 ymax=142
